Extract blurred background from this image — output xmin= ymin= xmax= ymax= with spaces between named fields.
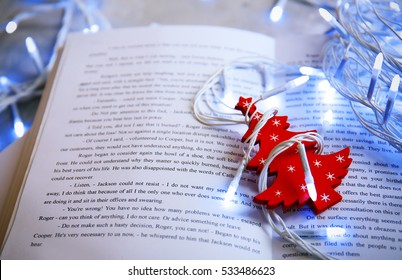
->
xmin=0 ymin=0 xmax=334 ymax=151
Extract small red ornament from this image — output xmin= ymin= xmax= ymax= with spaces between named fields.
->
xmin=235 ymin=97 xmax=352 ymax=214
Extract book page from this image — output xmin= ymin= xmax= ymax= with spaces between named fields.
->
xmin=1 ymin=26 xmax=276 ymax=259
xmin=271 ymin=35 xmax=402 ymax=260
xmin=2 ymin=28 xmax=400 ymax=261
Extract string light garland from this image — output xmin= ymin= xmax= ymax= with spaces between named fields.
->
xmin=268 ymin=0 xmax=336 ymax=23
xmin=321 ymin=0 xmax=402 ymax=151
xmin=192 ymin=57 xmax=349 ymax=259
xmin=193 ymin=56 xmax=305 ymax=126
xmin=0 ymin=0 xmax=111 ymax=138
xmin=270 ymin=0 xmax=288 ymax=22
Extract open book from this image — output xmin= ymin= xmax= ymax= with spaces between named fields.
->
xmin=0 ymin=26 xmax=401 ymax=259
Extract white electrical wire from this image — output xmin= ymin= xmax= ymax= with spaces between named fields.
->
xmin=264 ymin=208 xmax=335 ymax=259
xmin=193 ymin=57 xmax=335 ymax=259
xmin=193 ymin=56 xmax=302 ymax=126
xmin=292 ymin=0 xmax=336 ymax=10
xmin=321 ymin=0 xmax=402 ymax=151
xmin=256 ymin=132 xmax=334 ymax=259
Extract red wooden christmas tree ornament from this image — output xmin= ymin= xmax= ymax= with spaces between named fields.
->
xmin=235 ymin=97 xmax=352 ymax=214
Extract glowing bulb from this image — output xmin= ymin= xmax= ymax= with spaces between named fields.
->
xmin=318 ymin=80 xmax=332 ymax=91
xmin=224 ymin=158 xmax=247 ymax=207
xmin=25 ymin=37 xmax=37 ymax=54
xmin=323 ymin=110 xmax=333 ymax=124
xmin=0 ymin=76 xmax=10 ymax=97
xmin=326 ymin=227 xmax=346 ymax=238
xmin=261 ymin=75 xmax=309 ymax=99
xmin=299 ymin=66 xmax=324 ymax=77
xmin=270 ymin=7 xmax=283 ymax=22
xmin=390 ymin=1 xmax=400 ymax=12
xmin=270 ymin=0 xmax=287 ymax=22
xmin=320 ymin=110 xmax=333 ymax=134
xmin=367 ymin=53 xmax=383 ymax=101
xmin=14 ymin=120 xmax=25 ymax=138
xmin=10 ymin=103 xmax=25 ymax=138
xmin=5 ymin=21 xmax=17 ymax=34
xmin=290 ymin=75 xmax=309 ymax=88
xmin=25 ymin=36 xmax=44 ymax=72
xmin=318 ymin=8 xmax=333 ymax=22
xmin=90 ymin=24 xmax=100 ymax=33
xmin=265 ymin=94 xmax=281 ymax=109
xmin=383 ymin=74 xmax=400 ymax=124
xmin=389 ymin=74 xmax=400 ymax=94
xmin=223 ymin=182 xmax=238 ymax=208
xmin=293 ymin=227 xmax=346 ymax=238
xmin=297 ymin=143 xmax=317 ymax=201
xmin=373 ymin=53 xmax=384 ymax=71
xmin=318 ymin=8 xmax=348 ymax=38
xmin=0 ymin=76 xmax=9 ymax=86
xmin=225 ymin=184 xmax=237 ymax=201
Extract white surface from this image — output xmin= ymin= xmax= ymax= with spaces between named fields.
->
xmin=2 ymin=25 xmax=276 ymax=259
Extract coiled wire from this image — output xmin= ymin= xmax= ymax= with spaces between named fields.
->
xmin=322 ymin=0 xmax=402 ymax=151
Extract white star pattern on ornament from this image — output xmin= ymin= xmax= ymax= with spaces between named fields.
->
xmin=320 ymin=193 xmax=330 ymax=202
xmin=336 ymin=155 xmax=345 ymax=163
xmin=253 ymin=114 xmax=261 ymax=121
xmin=272 ymin=119 xmax=281 ymax=127
xmin=270 ymin=134 xmax=279 ymax=142
xmin=242 ymin=101 xmax=251 ymax=108
xmin=287 ymin=165 xmax=296 ymax=173
xmin=275 ymin=190 xmax=282 ymax=197
xmin=313 ymin=160 xmax=322 ymax=167
xmin=259 ymin=158 xmax=266 ymax=165
xmin=326 ymin=172 xmax=335 ymax=181
xmin=300 ymin=184 xmax=307 ymax=192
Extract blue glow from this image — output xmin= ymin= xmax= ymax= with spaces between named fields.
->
xmin=318 ymin=80 xmax=337 ymax=105
xmin=318 ymin=80 xmax=334 ymax=92
xmin=265 ymin=95 xmax=281 ymax=110
xmin=224 ymin=181 xmax=238 ymax=205
xmin=323 ymin=109 xmax=333 ymax=124
xmin=0 ymin=76 xmax=9 ymax=87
